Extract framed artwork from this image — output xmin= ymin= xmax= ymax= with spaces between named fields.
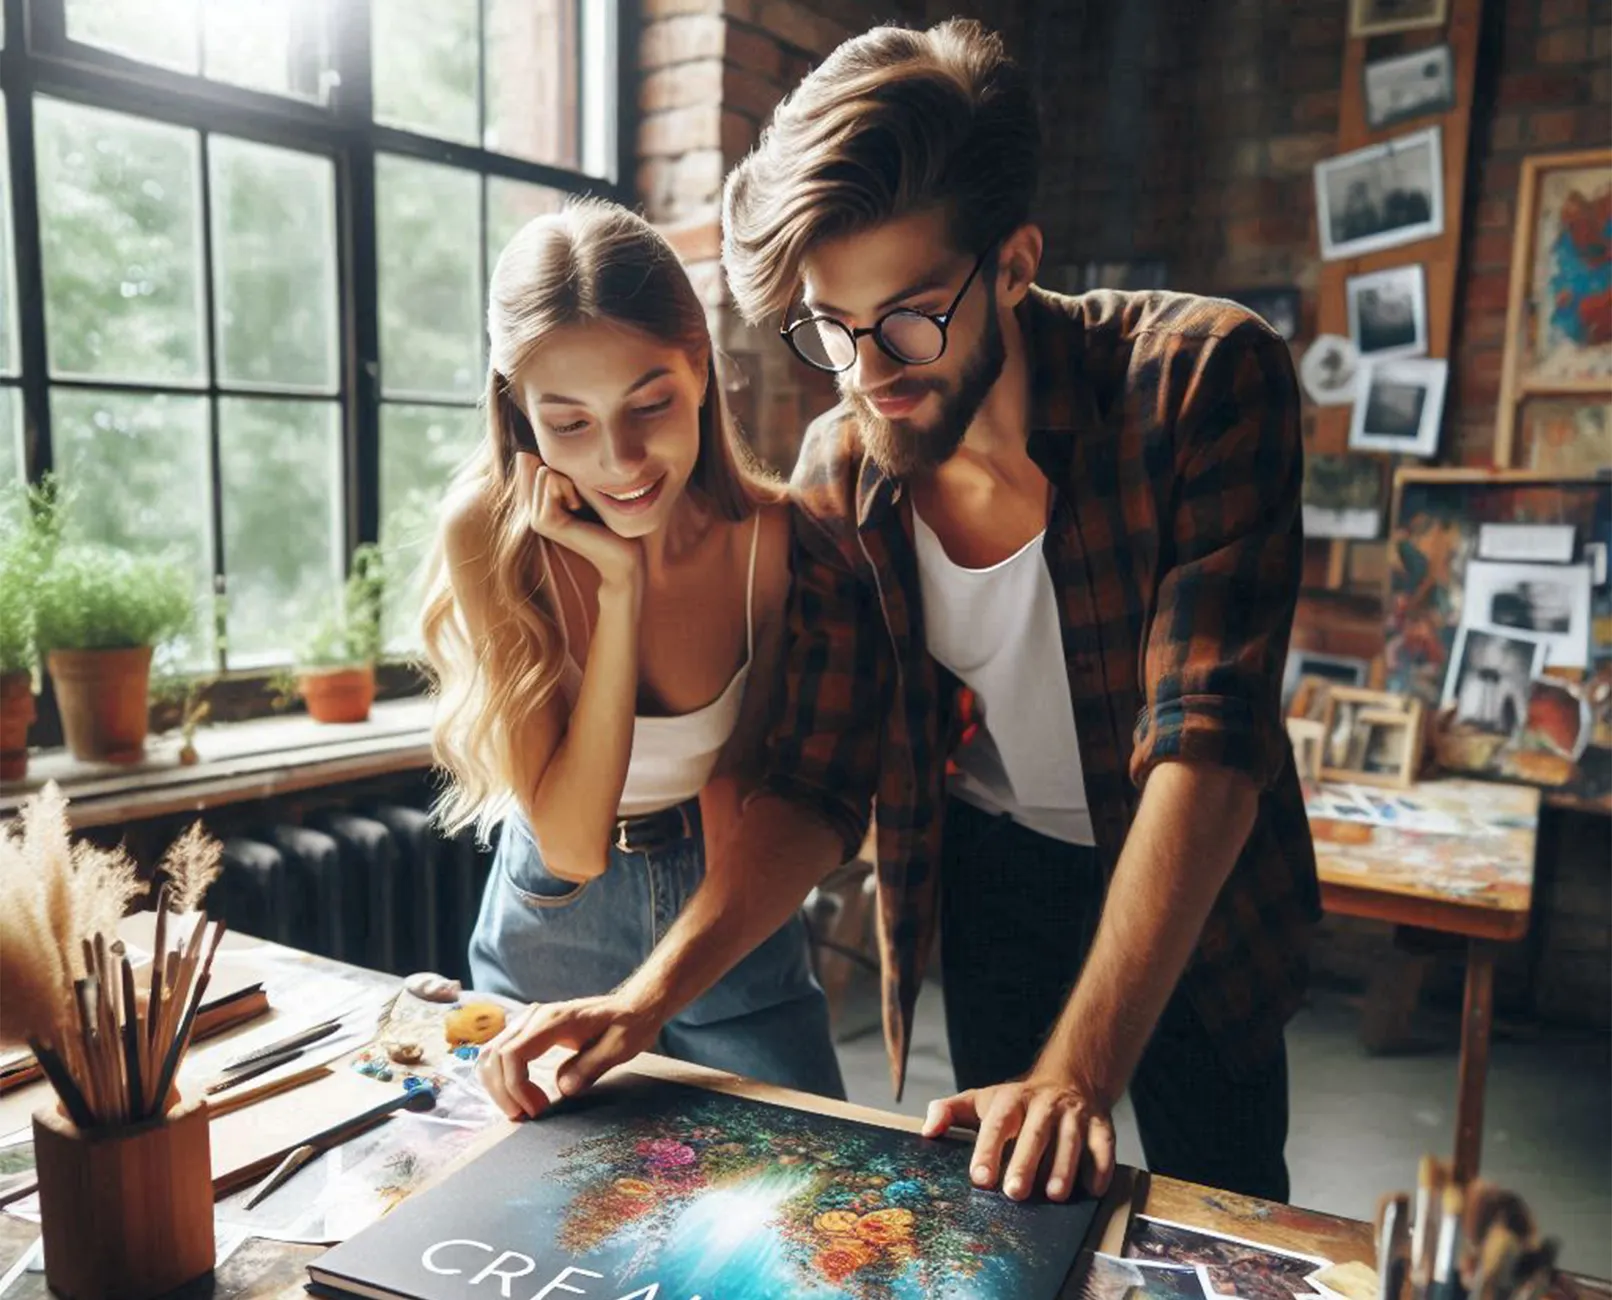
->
xmin=1302 ymin=454 xmax=1384 ymax=540
xmin=1350 ymin=0 xmax=1449 ymax=37
xmin=1346 ymin=264 xmax=1429 ymax=360
xmin=1319 ymin=687 xmax=1425 ymax=788
xmin=1515 ymin=398 xmax=1612 ymax=476
xmin=1348 ymin=357 xmax=1449 ymax=458
xmin=1495 ymin=150 xmax=1612 ymax=465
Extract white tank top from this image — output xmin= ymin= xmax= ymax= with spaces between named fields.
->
xmin=554 ymin=514 xmax=759 ymax=817
xmin=913 ymin=506 xmax=1094 ymax=846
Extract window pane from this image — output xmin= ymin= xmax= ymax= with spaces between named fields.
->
xmin=377 ymin=155 xmax=482 ymax=400
xmin=36 ymin=100 xmax=205 ymax=385
xmin=0 ymin=391 xmax=21 ymax=488
xmin=580 ymin=0 xmax=615 ymax=178
xmin=484 ymin=0 xmax=577 ymax=168
xmin=0 ymin=108 xmax=16 ymax=376
xmin=211 ymin=137 xmax=338 ymax=392
xmin=379 ymin=402 xmax=481 ymax=648
xmin=219 ymin=397 xmax=341 ymax=666
xmin=50 ymin=390 xmax=213 ymax=660
xmin=204 ymin=0 xmax=333 ymax=102
xmin=66 ymin=0 xmax=199 ymax=74
xmin=372 ymin=0 xmax=478 ymax=145
xmin=486 ymin=178 xmax=566 ymax=283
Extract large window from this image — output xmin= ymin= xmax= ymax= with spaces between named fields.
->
xmin=3 ymin=0 xmax=623 ymax=670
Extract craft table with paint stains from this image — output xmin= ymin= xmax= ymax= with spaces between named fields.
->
xmin=1308 ymin=776 xmax=1542 ymax=1186
xmin=0 ymin=932 xmax=1379 ymax=1300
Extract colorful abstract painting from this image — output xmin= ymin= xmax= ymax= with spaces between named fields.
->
xmin=1524 ymin=164 xmax=1612 ymax=386
xmin=311 ymin=1075 xmax=1091 ymax=1300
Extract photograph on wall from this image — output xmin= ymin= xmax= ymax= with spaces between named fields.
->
xmin=1516 ymin=157 xmax=1612 ymax=388
xmin=1363 ymin=45 xmax=1456 ymax=130
xmin=1350 ymin=0 xmax=1450 ymax=37
xmin=1302 ymin=454 xmax=1383 ymax=539
xmin=1442 ymin=626 xmax=1547 ymax=735
xmin=1300 ymin=334 xmax=1361 ymax=407
xmin=1461 ymin=559 xmax=1593 ymax=670
xmin=1315 ymin=128 xmax=1444 ymax=261
xmin=1227 ymin=287 xmax=1302 ymax=341
xmin=1347 ymin=265 xmax=1428 ymax=359
xmin=1348 ymin=357 xmax=1448 ymax=458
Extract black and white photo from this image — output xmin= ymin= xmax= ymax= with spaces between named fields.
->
xmin=1228 ymin=287 xmax=1302 ymax=341
xmin=1442 ymin=627 xmax=1546 ymax=735
xmin=1364 ymin=45 xmax=1456 ymax=130
xmin=1347 ymin=265 xmax=1428 ymax=359
xmin=1350 ymin=0 xmax=1450 ymax=36
xmin=1299 ymin=334 xmax=1361 ymax=406
xmin=1348 ymin=357 xmax=1449 ymax=458
xmin=1302 ymin=454 xmax=1383 ymax=539
xmin=1314 ymin=128 xmax=1444 ymax=261
xmin=1462 ymin=560 xmax=1594 ymax=669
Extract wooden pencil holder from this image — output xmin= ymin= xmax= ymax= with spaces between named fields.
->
xmin=32 ymin=1096 xmax=214 ymax=1300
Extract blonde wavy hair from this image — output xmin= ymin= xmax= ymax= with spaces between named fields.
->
xmin=420 ymin=199 xmax=771 ymax=840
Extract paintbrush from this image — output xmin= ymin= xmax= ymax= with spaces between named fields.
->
xmin=1411 ymin=1155 xmax=1447 ymax=1300
xmin=1429 ymin=1183 xmax=1464 ymax=1300
xmin=119 ymin=956 xmax=145 ymax=1123
xmin=26 ymin=1038 xmax=95 ymax=1131
xmin=147 ymin=884 xmax=171 ymax=1059
xmin=1378 ymin=1192 xmax=1411 ymax=1300
xmin=1473 ymin=1227 xmax=1521 ymax=1300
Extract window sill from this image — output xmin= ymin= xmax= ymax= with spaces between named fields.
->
xmin=0 ymin=697 xmax=436 ymax=829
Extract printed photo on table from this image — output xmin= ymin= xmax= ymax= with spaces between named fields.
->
xmin=1347 ymin=264 xmax=1428 ymax=359
xmin=1348 ymin=357 xmax=1448 ymax=458
xmin=1442 ymin=626 xmax=1548 ymax=735
xmin=1124 ymin=1216 xmax=1330 ymax=1300
xmin=1462 ymin=559 xmax=1593 ymax=670
xmin=1315 ymin=128 xmax=1444 ymax=260
xmin=1077 ymin=1253 xmax=1213 ymax=1300
xmin=1363 ymin=45 xmax=1455 ymax=129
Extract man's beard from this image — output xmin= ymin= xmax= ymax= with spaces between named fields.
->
xmin=848 ymin=295 xmax=1006 ymax=479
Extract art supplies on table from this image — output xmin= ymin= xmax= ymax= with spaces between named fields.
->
xmin=1372 ymin=1157 xmax=1562 ymax=1300
xmin=310 ymin=1070 xmax=1097 ymax=1300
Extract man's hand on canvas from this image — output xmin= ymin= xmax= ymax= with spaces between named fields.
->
xmin=921 ymin=1072 xmax=1116 ymax=1203
xmin=477 ymin=993 xmax=664 ymax=1121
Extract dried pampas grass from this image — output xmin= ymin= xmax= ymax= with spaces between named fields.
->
xmin=0 ymin=782 xmax=227 ymax=1127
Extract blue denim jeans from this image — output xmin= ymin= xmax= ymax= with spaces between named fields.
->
xmin=467 ymin=798 xmax=846 ymax=1099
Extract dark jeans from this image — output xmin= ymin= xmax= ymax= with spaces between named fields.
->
xmin=938 ymin=797 xmax=1291 ymax=1202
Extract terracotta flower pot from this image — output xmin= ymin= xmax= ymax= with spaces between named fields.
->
xmin=0 ymin=671 xmax=35 ymax=781
xmin=299 ymin=664 xmax=375 ymax=724
xmin=46 ymin=645 xmax=154 ymax=764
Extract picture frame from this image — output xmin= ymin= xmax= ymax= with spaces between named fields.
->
xmin=1314 ymin=127 xmax=1444 ymax=261
xmin=1302 ymin=454 xmax=1385 ymax=540
xmin=1363 ymin=44 xmax=1456 ymax=131
xmin=1349 ymin=0 xmax=1450 ymax=37
xmin=1460 ymin=558 xmax=1593 ymax=670
xmin=1282 ymin=648 xmax=1371 ymax=712
xmin=1346 ymin=265 xmax=1428 ymax=360
xmin=1299 ymin=334 xmax=1361 ymax=407
xmin=1348 ymin=357 xmax=1449 ymax=458
xmin=1515 ymin=400 xmax=1612 ymax=475
xmin=1319 ymin=687 xmax=1425 ymax=788
xmin=1495 ymin=150 xmax=1612 ymax=465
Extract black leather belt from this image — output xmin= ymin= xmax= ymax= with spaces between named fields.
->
xmin=614 ymin=802 xmax=694 ymax=854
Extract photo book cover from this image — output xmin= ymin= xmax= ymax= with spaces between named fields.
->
xmin=311 ymin=1074 xmax=1094 ymax=1300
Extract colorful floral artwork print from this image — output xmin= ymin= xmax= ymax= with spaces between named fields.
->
xmin=542 ymin=1083 xmax=1086 ymax=1299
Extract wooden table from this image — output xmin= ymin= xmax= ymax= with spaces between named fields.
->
xmin=1308 ymin=776 xmax=1541 ymax=1184
xmin=0 ymin=934 xmax=1377 ymax=1300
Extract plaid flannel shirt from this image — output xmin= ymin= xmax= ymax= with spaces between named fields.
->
xmin=761 ymin=286 xmax=1319 ymax=1098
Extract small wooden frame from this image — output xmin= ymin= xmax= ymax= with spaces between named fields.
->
xmin=1320 ymin=686 xmax=1425 ymax=787
xmin=1287 ymin=716 xmax=1327 ymax=784
xmin=1494 ymin=149 xmax=1612 ymax=469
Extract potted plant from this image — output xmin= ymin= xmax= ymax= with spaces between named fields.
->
xmin=35 ymin=544 xmax=194 ymax=763
xmin=275 ymin=543 xmax=386 ymax=724
xmin=0 ymin=478 xmax=62 ymax=780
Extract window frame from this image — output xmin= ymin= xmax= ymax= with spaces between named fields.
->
xmin=0 ymin=0 xmax=635 ymax=681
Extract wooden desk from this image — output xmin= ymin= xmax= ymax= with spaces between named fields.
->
xmin=0 ymin=934 xmax=1377 ymax=1300
xmin=1309 ymin=776 xmax=1541 ymax=1184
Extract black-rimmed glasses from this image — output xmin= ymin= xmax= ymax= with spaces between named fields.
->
xmin=779 ymin=247 xmax=992 ymax=373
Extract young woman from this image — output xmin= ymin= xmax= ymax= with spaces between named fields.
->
xmin=421 ymin=200 xmax=844 ymax=1112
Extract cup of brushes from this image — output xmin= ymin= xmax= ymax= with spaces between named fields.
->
xmin=0 ymin=783 xmax=226 ymax=1300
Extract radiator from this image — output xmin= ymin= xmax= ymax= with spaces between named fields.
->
xmin=215 ymin=796 xmax=496 ymax=980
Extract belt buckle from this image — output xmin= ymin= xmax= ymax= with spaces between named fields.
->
xmin=614 ymin=804 xmax=691 ymax=855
